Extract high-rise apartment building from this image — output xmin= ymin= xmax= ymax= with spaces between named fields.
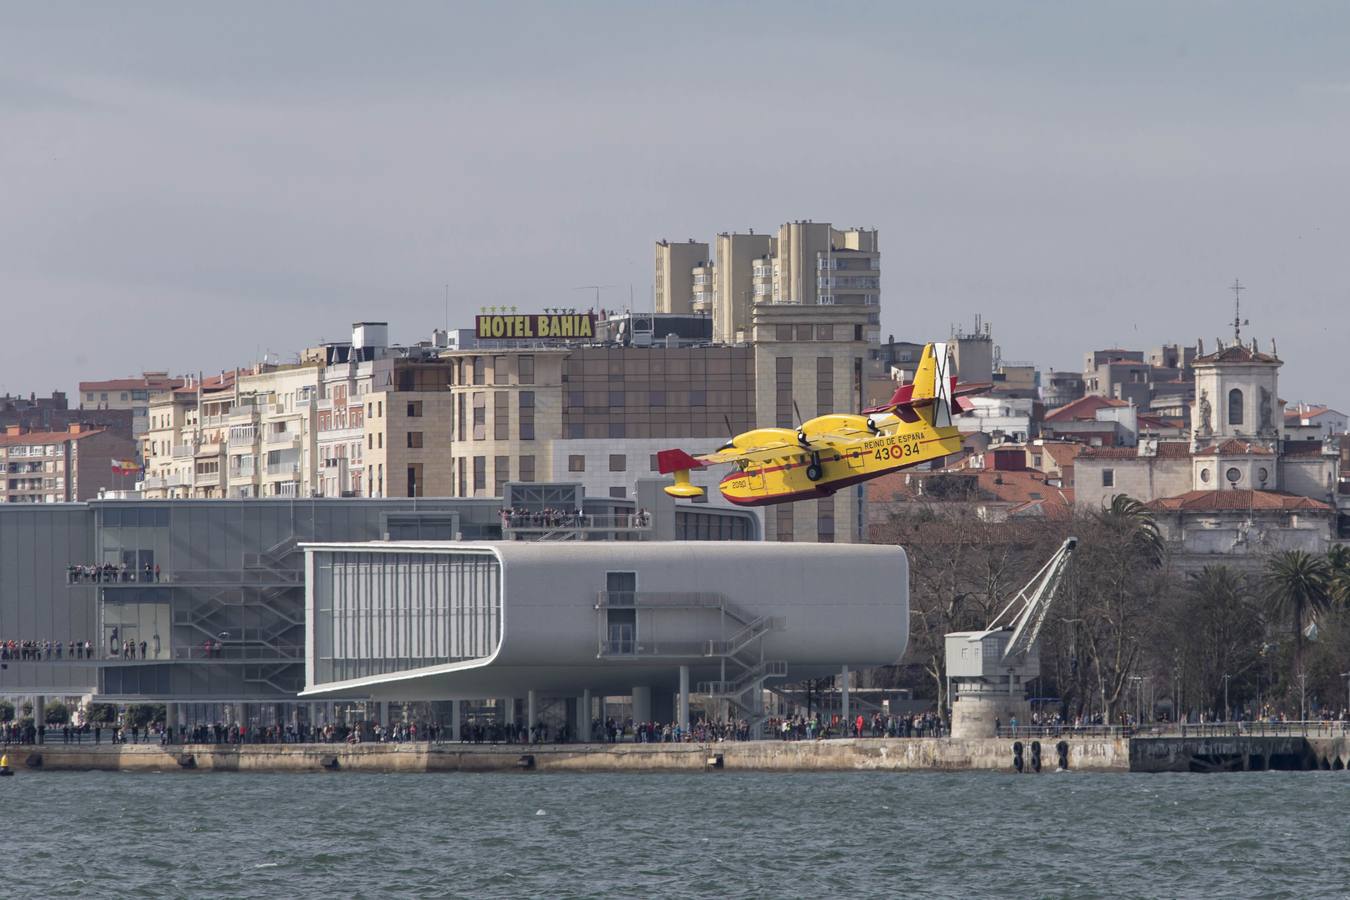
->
xmin=713 ymin=231 xmax=774 ymax=343
xmin=657 ymin=220 xmax=881 ymax=345
xmin=654 ymin=239 xmax=710 ymax=315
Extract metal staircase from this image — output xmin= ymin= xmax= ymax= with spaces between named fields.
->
xmin=704 ymin=615 xmax=786 ymax=657
xmin=171 ymin=534 xmax=305 ymax=667
xmin=593 ymin=590 xmax=788 ymax=735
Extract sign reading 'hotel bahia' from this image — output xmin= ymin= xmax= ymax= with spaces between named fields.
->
xmin=475 ymin=313 xmax=597 ymax=340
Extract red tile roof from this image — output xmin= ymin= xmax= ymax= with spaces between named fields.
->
xmin=172 ymin=372 xmax=237 ymax=395
xmin=1044 ymin=395 xmax=1130 ymax=423
xmin=1285 ymin=405 xmax=1330 ymax=422
xmin=866 ymin=467 xmax=1073 ymax=517
xmin=0 ymin=428 xmax=107 ymax=447
xmin=1037 ymin=442 xmax=1083 ymax=468
xmin=1076 ymin=447 xmax=1141 ymax=459
xmin=1077 ymin=441 xmax=1192 ymax=460
xmin=1147 ymin=489 xmax=1331 ymax=512
xmin=1155 ymin=441 xmax=1195 ymax=458
xmin=1194 ymin=439 xmax=1274 ymax=456
xmin=1281 ymin=440 xmax=1329 ymax=458
xmin=1137 ymin=414 xmax=1186 ymax=429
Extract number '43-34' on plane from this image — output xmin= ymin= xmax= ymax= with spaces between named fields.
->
xmin=656 ymin=341 xmax=989 ymax=507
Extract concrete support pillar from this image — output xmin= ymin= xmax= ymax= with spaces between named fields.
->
xmin=499 ymin=698 xmax=513 ymax=726
xmin=678 ymin=666 xmax=690 ymax=732
xmin=375 ymin=701 xmax=388 ymax=726
xmin=580 ymin=690 xmax=592 ymax=742
xmin=451 ymin=701 xmax=462 ymax=742
xmin=527 ymin=690 xmax=537 ymax=741
xmin=840 ymin=666 xmax=850 ymax=723
xmin=631 ymin=686 xmax=652 ymax=724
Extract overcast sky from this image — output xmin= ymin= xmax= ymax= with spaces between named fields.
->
xmin=3 ymin=2 xmax=1348 ymax=409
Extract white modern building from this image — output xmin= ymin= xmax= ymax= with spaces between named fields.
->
xmin=302 ymin=541 xmax=908 ymax=735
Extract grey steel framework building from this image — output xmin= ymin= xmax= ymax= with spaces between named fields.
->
xmin=0 ymin=482 xmax=757 ymax=724
xmin=303 ymin=541 xmax=908 ymax=736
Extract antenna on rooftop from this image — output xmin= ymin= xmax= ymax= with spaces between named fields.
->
xmin=574 ymin=284 xmax=617 ymax=306
xmin=1231 ymin=278 xmax=1248 ymax=343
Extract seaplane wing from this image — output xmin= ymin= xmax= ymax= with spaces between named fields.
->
xmin=803 ymin=428 xmax=874 ymax=448
xmin=689 ymin=442 xmax=803 ymax=467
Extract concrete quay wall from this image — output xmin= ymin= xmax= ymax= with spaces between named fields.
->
xmin=6 ymin=737 xmax=1130 ymax=775
xmin=1130 ymin=735 xmax=1350 ymax=773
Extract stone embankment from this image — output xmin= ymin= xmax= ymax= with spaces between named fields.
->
xmin=1129 ymin=734 xmax=1350 ymax=773
xmin=4 ymin=736 xmax=1129 ymax=774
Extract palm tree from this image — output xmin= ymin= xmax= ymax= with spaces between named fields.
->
xmin=1097 ymin=494 xmax=1165 ymax=567
xmin=1326 ymin=544 xmax=1350 ymax=609
xmin=1263 ymin=550 xmax=1332 ymax=687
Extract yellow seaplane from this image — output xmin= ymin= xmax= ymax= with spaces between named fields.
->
xmin=657 ymin=342 xmax=988 ymax=506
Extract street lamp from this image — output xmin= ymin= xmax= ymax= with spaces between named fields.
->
xmin=1222 ymin=674 xmax=1231 ymax=723
xmin=1340 ymin=672 xmax=1350 ymax=715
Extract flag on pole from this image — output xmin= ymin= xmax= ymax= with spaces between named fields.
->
xmin=111 ymin=458 xmax=141 ymax=476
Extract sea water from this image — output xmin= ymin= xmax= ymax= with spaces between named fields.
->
xmin=5 ymin=770 xmax=1347 ymax=898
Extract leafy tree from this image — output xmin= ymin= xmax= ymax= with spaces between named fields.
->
xmin=0 ymin=700 xmax=13 ymax=723
xmin=1068 ymin=494 xmax=1167 ymax=722
xmin=1264 ymin=550 xmax=1332 ymax=687
xmin=44 ymin=701 xmax=71 ymax=725
xmin=86 ymin=703 xmax=118 ymax=725
xmin=874 ymin=504 xmax=1064 ymax=717
xmin=1157 ymin=565 xmax=1263 ymax=718
xmin=127 ymin=704 xmax=165 ymax=728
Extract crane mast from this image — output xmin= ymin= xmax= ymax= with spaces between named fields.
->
xmin=944 ymin=536 xmax=1077 ymax=739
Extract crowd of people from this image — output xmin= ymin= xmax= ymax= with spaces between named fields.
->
xmin=768 ymin=711 xmax=947 ymax=740
xmin=0 ymin=639 xmax=95 ymax=660
xmin=66 ymin=563 xmax=160 ymax=583
xmin=1 ymin=710 xmax=965 ymax=747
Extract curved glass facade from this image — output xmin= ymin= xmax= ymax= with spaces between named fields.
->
xmin=311 ymin=549 xmax=502 ymax=685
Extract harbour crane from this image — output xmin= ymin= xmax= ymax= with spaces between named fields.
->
xmin=945 ymin=537 xmax=1077 ymax=738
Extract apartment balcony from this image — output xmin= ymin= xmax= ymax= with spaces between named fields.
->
xmin=264 ymin=432 xmax=302 ymax=449
xmin=171 ymin=444 xmax=197 ymax=459
xmin=264 ymin=463 xmax=300 ymax=478
xmin=145 ymin=471 xmax=192 ymax=489
xmin=314 ymin=429 xmax=359 ymax=445
xmin=228 ymin=427 xmax=258 ymax=447
xmin=228 ymin=461 xmax=258 ymax=479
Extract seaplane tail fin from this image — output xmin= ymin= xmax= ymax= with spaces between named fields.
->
xmin=914 ymin=341 xmax=954 ymax=428
xmin=863 ymin=342 xmax=955 ymax=428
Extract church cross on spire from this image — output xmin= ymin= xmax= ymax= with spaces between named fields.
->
xmin=1230 ymin=278 xmax=1248 ymax=343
